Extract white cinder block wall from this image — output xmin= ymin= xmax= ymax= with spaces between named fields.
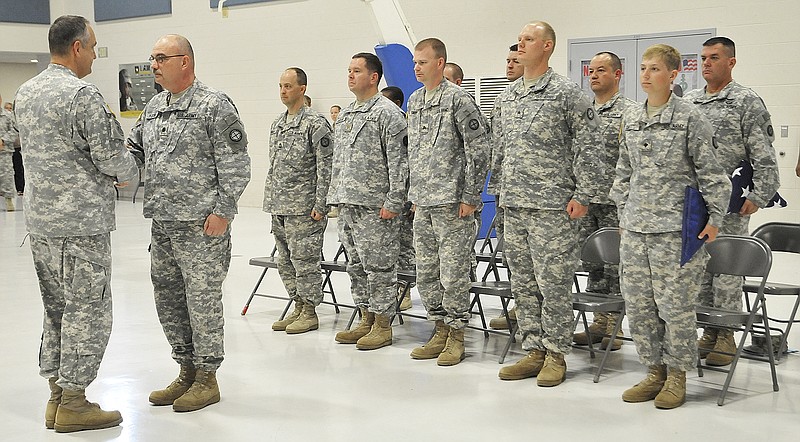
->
xmin=0 ymin=0 xmax=797 ymax=226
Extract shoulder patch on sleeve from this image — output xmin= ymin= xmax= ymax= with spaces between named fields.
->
xmin=229 ymin=128 xmax=243 ymax=142
xmin=586 ymin=107 xmax=595 ymax=120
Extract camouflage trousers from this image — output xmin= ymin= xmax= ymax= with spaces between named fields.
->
xmin=578 ymin=203 xmax=620 ymax=294
xmin=30 ymin=233 xmax=113 ymax=391
xmin=414 ymin=204 xmax=475 ymax=329
xmin=493 ymin=202 xmax=505 ymax=239
xmin=338 ymin=205 xmax=401 ymax=316
xmin=620 ymin=230 xmax=707 ymax=371
xmin=699 ymin=214 xmax=749 ymax=311
xmin=271 ymin=214 xmax=326 ymax=306
xmin=505 ymin=208 xmax=580 ymax=354
xmin=397 ymin=213 xmax=416 ymax=272
xmin=0 ymin=151 xmax=14 ymax=197
xmin=151 ymin=219 xmax=231 ymax=371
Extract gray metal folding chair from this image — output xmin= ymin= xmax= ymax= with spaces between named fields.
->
xmin=696 ymin=235 xmax=778 ymax=406
xmin=242 ymin=242 xmax=354 ymax=318
xmin=469 ymin=235 xmax=516 ymax=363
xmin=742 ymin=222 xmax=800 ymax=360
xmin=571 ymin=227 xmax=626 ymax=382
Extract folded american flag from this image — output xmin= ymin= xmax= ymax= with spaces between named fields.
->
xmin=727 ymin=159 xmax=786 ymax=213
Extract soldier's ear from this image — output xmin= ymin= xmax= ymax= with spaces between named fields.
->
xmin=71 ymin=39 xmax=83 ymax=58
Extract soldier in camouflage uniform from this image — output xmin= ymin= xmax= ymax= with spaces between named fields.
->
xmin=380 ymin=86 xmax=416 ymax=312
xmin=494 ymin=22 xmax=599 ymax=387
xmin=0 ymin=93 xmax=17 ymax=211
xmin=13 ymin=15 xmax=138 ymax=432
xmin=264 ymin=67 xmax=333 ymax=335
xmin=328 ymin=52 xmax=408 ymax=351
xmin=610 ymin=44 xmax=729 ymax=409
xmin=488 ymin=43 xmax=524 ymax=331
xmin=406 ymin=38 xmax=490 ymax=366
xmin=128 ymin=34 xmax=251 ymax=412
xmin=572 ymin=52 xmax=636 ymax=351
xmin=683 ymin=37 xmax=781 ymax=367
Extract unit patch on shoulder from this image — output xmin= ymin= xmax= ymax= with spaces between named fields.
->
xmin=320 ymin=137 xmax=330 ymax=147
xmin=767 ymin=125 xmax=774 ymax=138
xmin=586 ymin=108 xmax=595 ymax=120
xmin=229 ymin=129 xmax=243 ymax=142
xmin=468 ymin=119 xmax=479 ymax=130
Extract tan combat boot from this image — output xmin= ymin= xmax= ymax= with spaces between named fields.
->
xmin=173 ymin=369 xmax=220 ymax=412
xmin=437 ymin=327 xmax=466 ymax=366
xmin=45 ymin=377 xmax=62 ymax=429
xmin=697 ymin=327 xmax=717 ymax=359
xmin=356 ymin=314 xmax=393 ymax=350
xmin=149 ymin=364 xmax=196 ymax=405
xmin=285 ymin=302 xmax=319 ymax=334
xmin=622 ymin=364 xmax=666 ymax=402
xmin=410 ymin=320 xmax=449 ymax=359
xmin=272 ymin=300 xmax=304 ymax=331
xmin=706 ymin=329 xmax=735 ymax=366
xmin=5 ymin=197 xmax=14 ymax=211
xmin=398 ymin=283 xmax=413 ymax=311
xmin=498 ymin=349 xmax=546 ymax=380
xmin=537 ymin=351 xmax=567 ymax=387
xmin=335 ymin=309 xmax=374 ymax=344
xmin=573 ymin=312 xmax=608 ymax=345
xmin=53 ymin=389 xmax=122 ymax=433
xmin=654 ymin=367 xmax=686 ymax=409
xmin=601 ymin=313 xmax=624 ymax=351
xmin=489 ymin=306 xmax=517 ymax=330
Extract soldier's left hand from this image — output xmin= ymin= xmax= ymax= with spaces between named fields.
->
xmin=739 ymin=199 xmax=759 ymax=216
xmin=115 ymin=181 xmax=129 ymax=188
xmin=458 ymin=203 xmax=478 ymax=218
xmin=380 ymin=207 xmax=399 ymax=219
xmin=310 ymin=209 xmax=324 ymax=221
xmin=699 ymin=223 xmax=719 ymax=242
xmin=204 ymin=214 xmax=229 ymax=236
xmin=566 ymin=199 xmax=588 ymax=219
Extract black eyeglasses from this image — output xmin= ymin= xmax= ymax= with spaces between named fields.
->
xmin=149 ymin=54 xmax=186 ymax=64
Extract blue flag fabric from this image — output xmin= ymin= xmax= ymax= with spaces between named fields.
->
xmin=682 ymin=186 xmax=709 ymax=267
xmin=728 ymin=159 xmax=787 ymax=213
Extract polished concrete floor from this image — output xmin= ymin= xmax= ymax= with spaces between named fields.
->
xmin=2 ymin=197 xmax=800 ymax=441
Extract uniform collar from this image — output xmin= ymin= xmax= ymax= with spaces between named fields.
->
xmin=278 ymin=106 xmax=308 ymax=128
xmin=595 ymin=91 xmax=622 ymax=113
xmin=421 ymin=78 xmax=449 ymax=107
xmin=162 ymin=79 xmax=200 ymax=112
xmin=48 ymin=63 xmax=78 ymax=79
xmin=346 ymin=92 xmax=382 ymax=114
xmin=690 ymin=80 xmax=737 ymax=104
xmin=513 ymin=67 xmax=554 ymax=97
xmin=635 ymin=93 xmax=678 ymax=127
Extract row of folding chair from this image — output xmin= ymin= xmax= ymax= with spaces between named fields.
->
xmin=241 ymin=218 xmax=799 ymax=406
xmin=240 ymin=243 xmax=355 ymax=317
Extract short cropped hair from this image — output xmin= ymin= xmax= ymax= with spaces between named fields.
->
xmin=330 ymin=105 xmax=341 ymax=111
xmin=445 ymin=62 xmax=464 ymax=82
xmin=531 ymin=21 xmax=556 ymax=51
xmin=381 ymin=86 xmax=404 ymax=106
xmin=642 ymin=44 xmax=681 ymax=71
xmin=352 ymin=52 xmax=383 ymax=82
xmin=49 ymin=15 xmax=90 ymax=56
xmin=594 ymin=51 xmax=622 ymax=72
xmin=415 ymin=37 xmax=447 ymax=62
xmin=509 ymin=44 xmax=518 ymax=52
xmin=286 ymin=67 xmax=308 ymax=86
xmin=703 ymin=36 xmax=736 ymax=57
